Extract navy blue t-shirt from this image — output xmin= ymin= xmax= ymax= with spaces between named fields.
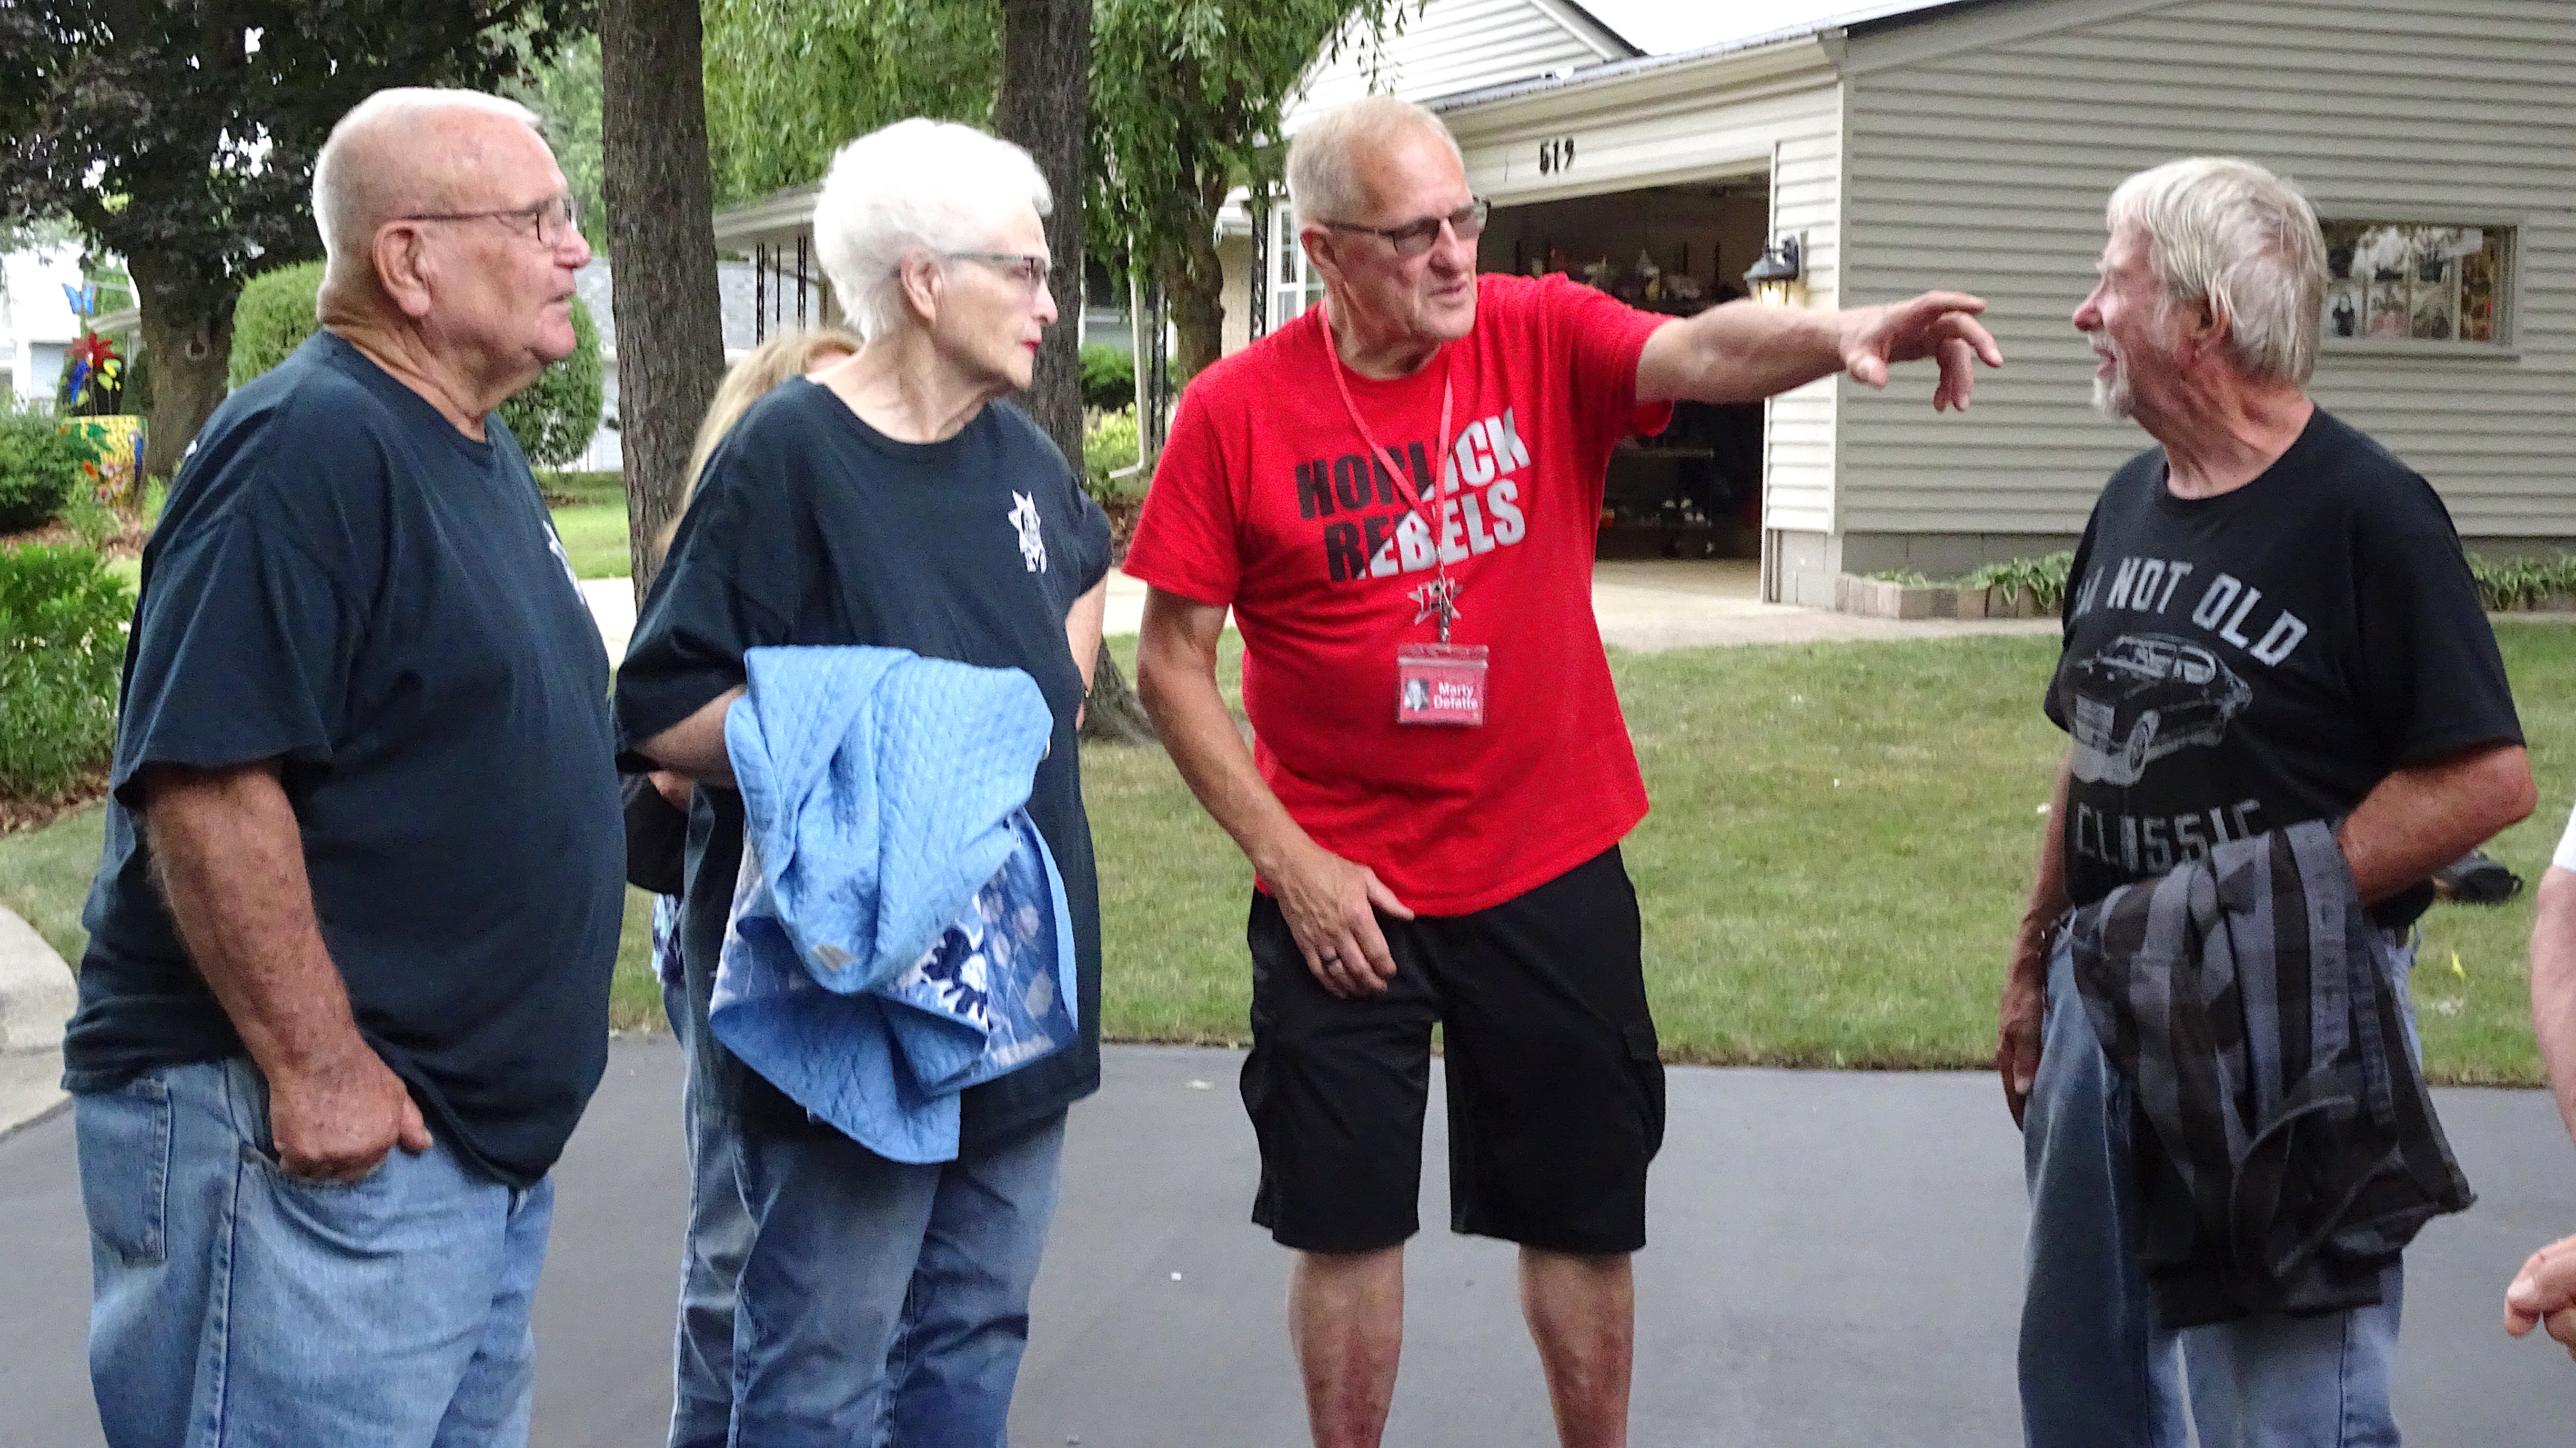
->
xmin=65 ymin=331 xmax=628 ymax=1190
xmin=616 ymin=379 xmax=1111 ymax=1146
xmin=2045 ymin=407 xmax=2522 ymax=924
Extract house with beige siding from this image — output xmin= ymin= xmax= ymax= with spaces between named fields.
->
xmin=1226 ymin=0 xmax=2576 ymax=603
xmin=706 ymin=0 xmax=2576 ymax=605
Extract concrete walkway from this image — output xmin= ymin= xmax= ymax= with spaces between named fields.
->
xmin=581 ymin=561 xmax=2057 ymax=662
xmin=3 ymin=1039 xmax=2569 ymax=1446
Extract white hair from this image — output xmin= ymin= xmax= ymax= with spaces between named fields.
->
xmin=1286 ymin=95 xmax=1464 ymax=224
xmin=811 ymin=119 xmax=1053 ymax=343
xmin=312 ymin=88 xmax=541 ymax=265
xmin=2107 ymin=157 xmax=2327 ymax=385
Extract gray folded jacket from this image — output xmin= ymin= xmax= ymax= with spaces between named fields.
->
xmin=2066 ymin=818 xmax=2473 ymax=1329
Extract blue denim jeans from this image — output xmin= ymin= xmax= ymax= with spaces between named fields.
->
xmin=662 ymin=958 xmax=755 ymax=1448
xmin=74 ymin=1056 xmax=554 ymax=1448
xmin=729 ymin=1104 xmax=1069 ymax=1448
xmin=2019 ymin=939 xmax=2406 ymax=1448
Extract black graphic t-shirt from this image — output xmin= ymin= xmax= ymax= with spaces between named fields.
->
xmin=2044 ymin=408 xmax=2520 ymax=923
xmin=615 ymin=380 xmax=1112 ymax=1144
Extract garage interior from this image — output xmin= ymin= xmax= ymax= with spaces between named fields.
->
xmin=1478 ymin=176 xmax=1774 ymax=559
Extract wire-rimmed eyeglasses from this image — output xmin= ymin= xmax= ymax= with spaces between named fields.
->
xmin=1321 ymin=197 xmax=1490 ymax=258
xmin=942 ymin=252 xmax=1053 ymax=293
xmin=399 ymin=194 xmax=583 ymax=249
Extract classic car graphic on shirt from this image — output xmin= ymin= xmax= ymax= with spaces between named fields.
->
xmin=2067 ymin=632 xmax=2255 ymax=786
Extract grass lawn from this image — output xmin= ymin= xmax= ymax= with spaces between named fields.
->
xmin=549 ymin=501 xmax=633 ymax=580
xmin=5 ymin=624 xmax=2571 ymax=1082
xmin=1085 ymin=624 xmax=2576 ymax=1085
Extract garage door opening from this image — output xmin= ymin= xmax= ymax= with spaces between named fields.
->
xmin=1480 ymin=176 xmax=1770 ymax=560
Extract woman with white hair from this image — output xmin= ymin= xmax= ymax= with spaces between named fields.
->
xmin=615 ymin=118 xmax=1110 ymax=1447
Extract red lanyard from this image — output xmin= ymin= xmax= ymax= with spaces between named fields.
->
xmin=1323 ymin=306 xmax=1457 ymax=638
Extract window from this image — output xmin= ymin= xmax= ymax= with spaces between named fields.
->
xmin=2320 ymin=220 xmax=2509 ymax=346
xmin=1267 ymin=204 xmax=1324 ymax=336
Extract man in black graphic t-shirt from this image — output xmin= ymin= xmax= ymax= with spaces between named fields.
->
xmin=2000 ymin=158 xmax=2533 ymax=1448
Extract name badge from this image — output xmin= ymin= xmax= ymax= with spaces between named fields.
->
xmin=1395 ymin=642 xmax=1488 ymax=727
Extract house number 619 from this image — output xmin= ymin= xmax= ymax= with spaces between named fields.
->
xmin=1537 ymin=136 xmax=1576 ymax=174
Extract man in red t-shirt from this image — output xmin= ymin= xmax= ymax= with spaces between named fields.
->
xmin=1125 ymin=95 xmax=2001 ymax=1447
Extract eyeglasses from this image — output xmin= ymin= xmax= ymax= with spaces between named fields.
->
xmin=400 ymin=194 xmax=583 ymax=249
xmin=1322 ymin=197 xmax=1489 ymax=259
xmin=942 ymin=252 xmax=1053 ymax=293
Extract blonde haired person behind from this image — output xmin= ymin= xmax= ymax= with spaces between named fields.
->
xmin=632 ymin=325 xmax=860 ymax=1443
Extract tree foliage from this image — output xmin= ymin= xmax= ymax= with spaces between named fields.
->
xmin=702 ymin=0 xmax=997 ymax=207
xmin=514 ymin=33 xmax=610 ymax=254
xmin=0 ymin=2 xmax=593 ymax=488
xmin=228 ymin=260 xmax=606 ymax=468
xmin=699 ymin=0 xmax=1408 ymax=386
xmin=1091 ymin=0 xmax=1410 ymax=382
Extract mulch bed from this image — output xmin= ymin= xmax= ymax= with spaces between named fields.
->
xmin=0 ymin=775 xmax=108 ymax=836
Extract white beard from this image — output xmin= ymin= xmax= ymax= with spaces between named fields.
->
xmin=2087 ymin=332 xmax=2136 ymax=420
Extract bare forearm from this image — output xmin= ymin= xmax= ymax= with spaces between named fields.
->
xmin=1067 ymin=580 xmax=1108 ymax=696
xmin=637 ymin=686 xmax=744 ymax=785
xmin=2014 ymin=756 xmax=2075 ymax=979
xmin=143 ymin=765 xmax=366 ymax=1077
xmin=1136 ymin=630 xmax=1310 ymax=879
xmin=2338 ymin=743 xmax=2535 ymax=904
xmin=1659 ymin=301 xmax=1847 ymax=404
xmin=2532 ymin=867 xmax=2576 ymax=1147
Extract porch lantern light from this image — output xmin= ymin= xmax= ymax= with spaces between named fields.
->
xmin=1744 ymin=235 xmax=1804 ymax=306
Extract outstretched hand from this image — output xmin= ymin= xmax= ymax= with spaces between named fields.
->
xmin=1840 ymin=291 xmax=2004 ymax=411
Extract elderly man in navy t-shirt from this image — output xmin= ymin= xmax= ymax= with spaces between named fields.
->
xmin=62 ymin=88 xmax=625 ymax=1447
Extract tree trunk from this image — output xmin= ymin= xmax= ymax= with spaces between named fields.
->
xmin=993 ymin=0 xmax=1089 ymax=472
xmin=995 ymin=0 xmax=1155 ymax=747
xmin=124 ymin=249 xmax=236 ymax=499
xmin=600 ymin=0 xmax=727 ymax=602
xmin=1165 ymin=172 xmax=1231 ymax=388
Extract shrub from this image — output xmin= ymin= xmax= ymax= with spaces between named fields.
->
xmin=2468 ymin=554 xmax=2576 ymax=611
xmin=228 ymin=260 xmax=328 ymax=388
xmin=227 ymin=260 xmax=606 ymax=467
xmin=1080 ymin=344 xmax=1135 ymax=413
xmin=1963 ymin=551 xmax=2075 ymax=611
xmin=0 ymin=544 xmax=132 ymax=801
xmin=0 ymin=405 xmax=97 ymax=533
xmin=1083 ymin=408 xmax=1141 ymax=502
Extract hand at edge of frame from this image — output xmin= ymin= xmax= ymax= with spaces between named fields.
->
xmin=2506 ymin=1233 xmax=2576 ymax=1361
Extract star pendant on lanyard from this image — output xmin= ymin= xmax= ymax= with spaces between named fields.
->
xmin=1322 ymin=306 xmax=1490 ymax=727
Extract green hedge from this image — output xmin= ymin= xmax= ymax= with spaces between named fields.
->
xmin=0 ymin=544 xmax=132 ymax=801
xmin=1080 ymin=344 xmax=1135 ymax=413
xmin=228 ymin=260 xmax=606 ymax=467
xmin=0 ymin=405 xmax=98 ymax=533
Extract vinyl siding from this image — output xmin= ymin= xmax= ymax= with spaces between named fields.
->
xmin=1283 ymin=0 xmax=1624 ymax=132
xmin=1441 ymin=45 xmax=1847 ymax=530
xmin=1764 ymin=94 xmax=1849 ymax=535
xmin=1838 ymin=0 xmax=2576 ymax=539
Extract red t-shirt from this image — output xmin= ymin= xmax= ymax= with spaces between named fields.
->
xmin=1124 ymin=272 xmax=1673 ymax=916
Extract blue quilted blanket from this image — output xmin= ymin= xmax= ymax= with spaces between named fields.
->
xmin=710 ymin=646 xmax=1079 ymax=1163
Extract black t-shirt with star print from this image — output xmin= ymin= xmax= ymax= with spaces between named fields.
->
xmin=616 ymin=378 xmax=1111 ymax=1141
